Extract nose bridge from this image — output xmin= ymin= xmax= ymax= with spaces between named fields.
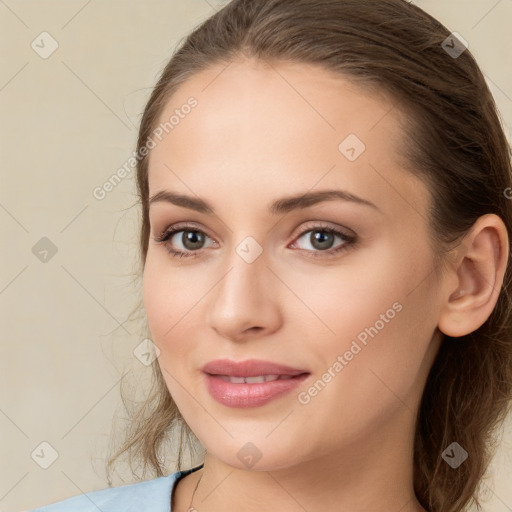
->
xmin=215 ymin=242 xmax=267 ymax=313
xmin=206 ymin=239 xmax=281 ymax=339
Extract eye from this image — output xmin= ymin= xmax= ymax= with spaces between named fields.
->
xmin=153 ymin=223 xmax=357 ymax=259
xmin=290 ymin=225 xmax=356 ymax=257
xmin=153 ymin=225 xmax=216 ymax=259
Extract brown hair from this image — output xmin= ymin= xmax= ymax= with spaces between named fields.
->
xmin=106 ymin=1 xmax=512 ymax=511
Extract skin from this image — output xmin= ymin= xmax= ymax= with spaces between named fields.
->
xmin=142 ymin=57 xmax=509 ymax=512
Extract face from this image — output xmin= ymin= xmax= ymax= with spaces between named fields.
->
xmin=143 ymin=58 xmax=445 ymax=471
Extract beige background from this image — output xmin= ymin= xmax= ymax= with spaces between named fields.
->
xmin=1 ymin=1 xmax=511 ymax=511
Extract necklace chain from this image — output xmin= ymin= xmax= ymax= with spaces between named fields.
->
xmin=186 ymin=471 xmax=203 ymax=512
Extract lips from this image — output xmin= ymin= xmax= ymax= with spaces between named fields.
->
xmin=201 ymin=358 xmax=308 ymax=378
xmin=201 ymin=359 xmax=310 ymax=408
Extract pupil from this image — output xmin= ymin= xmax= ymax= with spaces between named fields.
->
xmin=183 ymin=231 xmax=204 ymax=250
xmin=312 ymin=231 xmax=333 ymax=250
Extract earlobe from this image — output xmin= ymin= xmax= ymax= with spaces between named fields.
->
xmin=438 ymin=214 xmax=509 ymax=338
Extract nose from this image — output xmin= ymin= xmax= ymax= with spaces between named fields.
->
xmin=206 ymin=249 xmax=283 ymax=343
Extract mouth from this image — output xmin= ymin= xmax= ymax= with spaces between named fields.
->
xmin=201 ymin=359 xmax=310 ymax=408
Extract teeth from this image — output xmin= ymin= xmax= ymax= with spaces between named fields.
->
xmin=229 ymin=376 xmax=245 ymax=383
xmin=218 ymin=374 xmax=283 ymax=383
xmin=245 ymin=375 xmax=279 ymax=383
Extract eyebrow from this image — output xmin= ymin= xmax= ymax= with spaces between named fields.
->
xmin=148 ymin=189 xmax=379 ymax=215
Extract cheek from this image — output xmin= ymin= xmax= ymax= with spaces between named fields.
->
xmin=143 ymin=260 xmax=174 ymax=342
xmin=292 ymin=242 xmax=416 ymax=346
xmin=142 ymin=258 xmax=200 ymax=403
xmin=142 ymin=250 xmax=204 ymax=342
xmin=143 ymin=249 xmax=197 ymax=361
xmin=292 ymin=239 xmax=438 ymax=393
xmin=300 ymin=294 xmax=437 ymax=448
xmin=142 ymin=251 xmax=219 ymax=406
xmin=295 ymin=242 xmax=439 ymax=425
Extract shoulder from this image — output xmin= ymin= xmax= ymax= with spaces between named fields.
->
xmin=27 ymin=471 xmax=180 ymax=512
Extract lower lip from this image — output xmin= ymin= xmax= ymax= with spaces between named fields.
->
xmin=204 ymin=373 xmax=309 ymax=408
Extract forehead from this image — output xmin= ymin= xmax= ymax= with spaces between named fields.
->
xmin=146 ymin=58 xmax=428 ymax=220
xmin=152 ymin=58 xmax=400 ymax=156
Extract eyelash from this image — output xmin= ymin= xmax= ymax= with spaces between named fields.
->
xmin=153 ymin=223 xmax=357 ymax=260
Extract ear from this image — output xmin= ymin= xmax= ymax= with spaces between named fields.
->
xmin=438 ymin=213 xmax=509 ymax=337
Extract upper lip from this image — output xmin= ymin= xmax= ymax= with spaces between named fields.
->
xmin=201 ymin=358 xmax=309 ymax=377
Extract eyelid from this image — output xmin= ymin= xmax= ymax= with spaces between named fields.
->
xmin=153 ymin=221 xmax=216 ymax=242
xmin=290 ymin=220 xmax=356 ymax=240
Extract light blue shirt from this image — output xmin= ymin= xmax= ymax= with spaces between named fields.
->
xmin=28 ymin=464 xmax=204 ymax=512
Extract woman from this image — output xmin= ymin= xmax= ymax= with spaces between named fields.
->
xmin=30 ymin=0 xmax=512 ymax=511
